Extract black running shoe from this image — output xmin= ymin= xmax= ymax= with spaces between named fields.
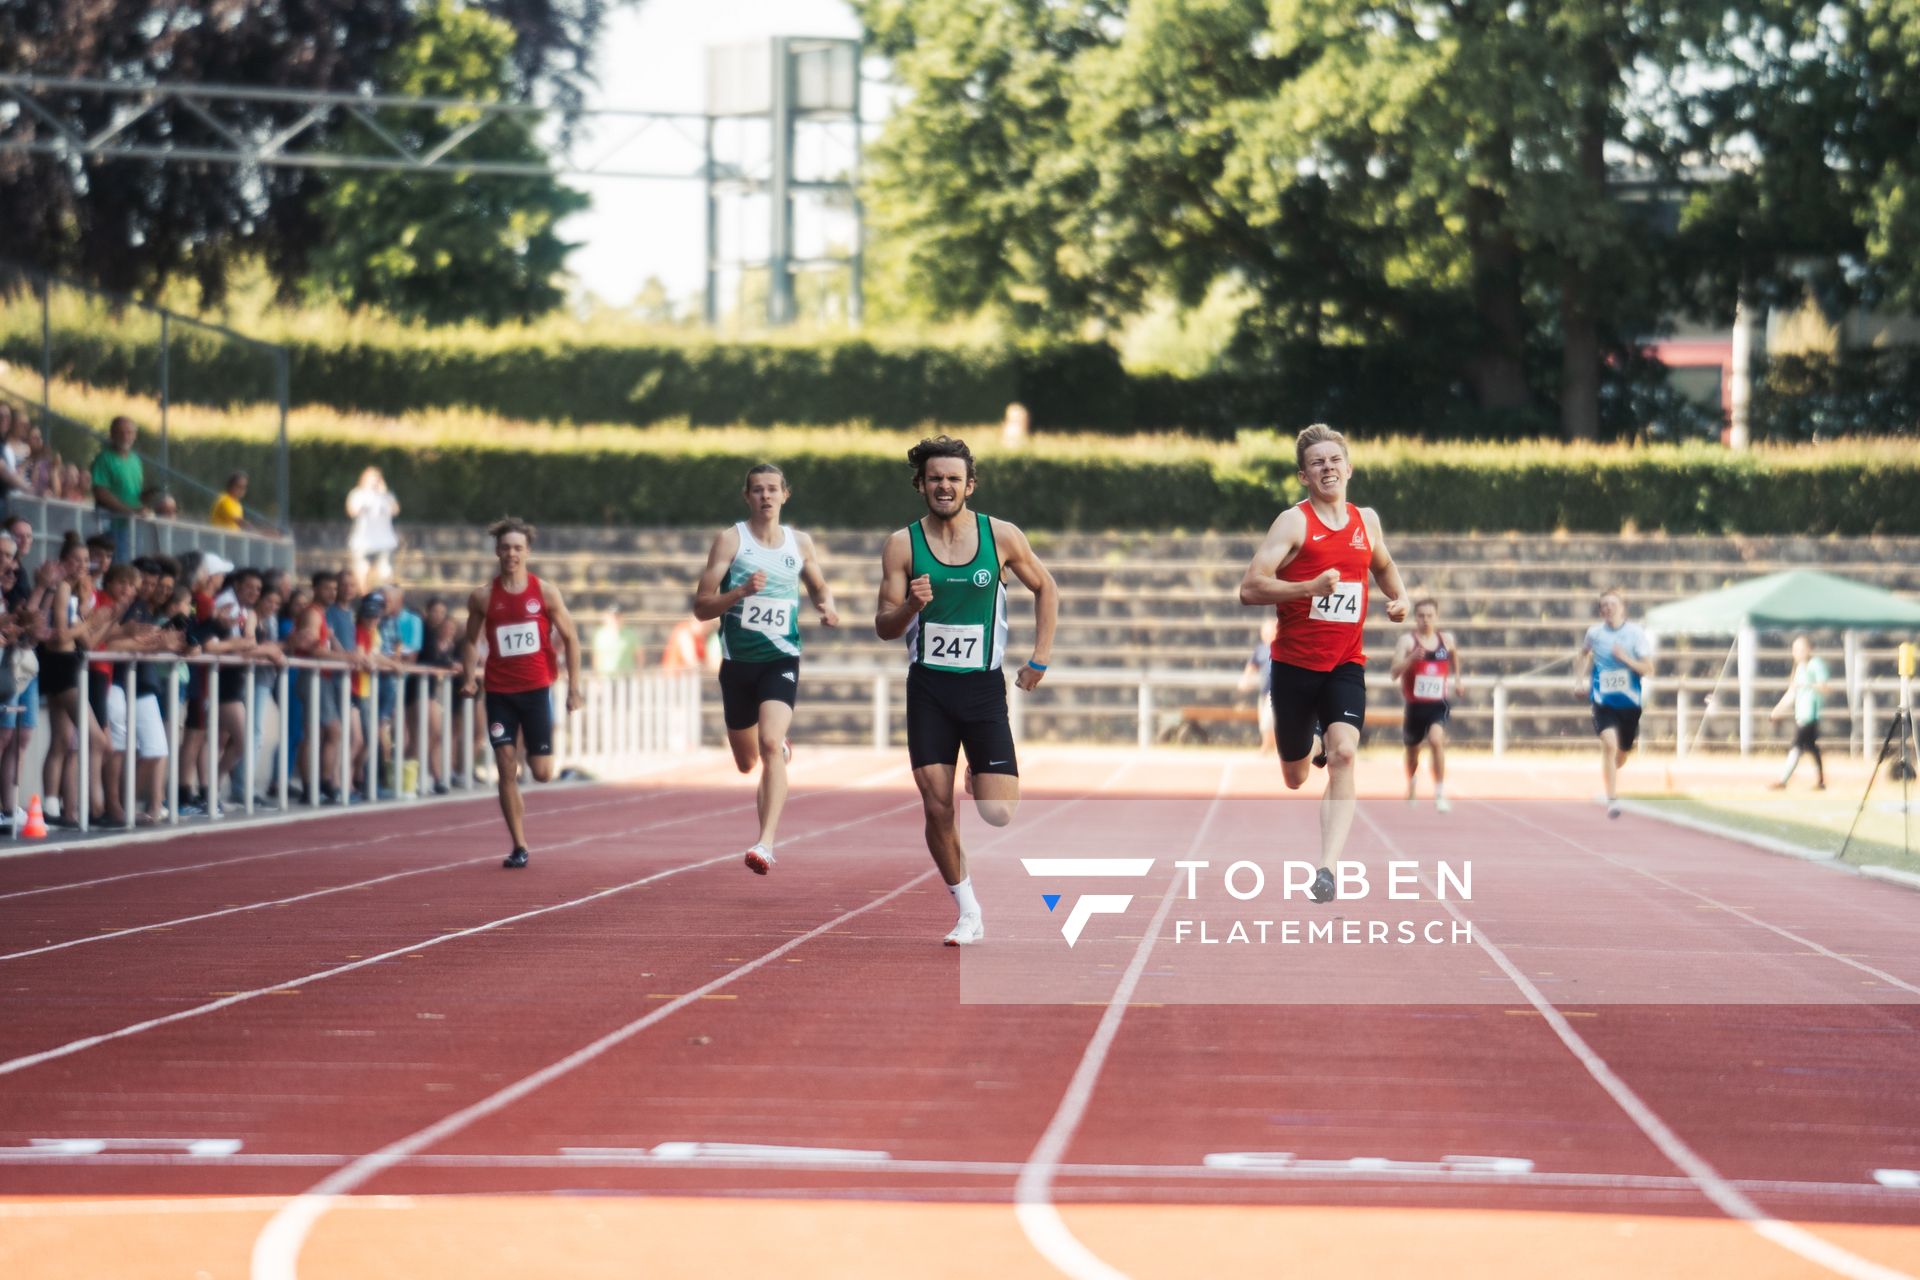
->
xmin=503 ymin=848 xmax=529 ymax=869
xmin=1309 ymin=866 xmax=1336 ymax=903
xmin=1311 ymin=726 xmax=1328 ymax=769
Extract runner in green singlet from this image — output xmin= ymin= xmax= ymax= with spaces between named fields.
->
xmin=874 ymin=436 xmax=1059 ymax=946
xmin=694 ymin=463 xmax=840 ymax=874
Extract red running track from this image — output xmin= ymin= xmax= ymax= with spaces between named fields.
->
xmin=0 ymin=747 xmax=1917 ymax=1280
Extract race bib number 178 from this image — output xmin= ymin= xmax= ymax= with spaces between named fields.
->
xmin=496 ymin=620 xmax=541 ymax=656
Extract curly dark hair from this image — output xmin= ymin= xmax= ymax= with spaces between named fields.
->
xmin=487 ymin=515 xmax=536 ymax=543
xmin=907 ymin=434 xmax=976 ymax=486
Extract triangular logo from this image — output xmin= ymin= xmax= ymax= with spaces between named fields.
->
xmin=1042 ymin=894 xmax=1061 ymax=912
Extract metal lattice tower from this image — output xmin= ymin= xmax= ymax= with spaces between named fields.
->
xmin=0 ymin=57 xmax=865 ymax=327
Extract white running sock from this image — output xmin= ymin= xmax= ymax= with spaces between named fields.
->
xmin=948 ymin=876 xmax=981 ymax=917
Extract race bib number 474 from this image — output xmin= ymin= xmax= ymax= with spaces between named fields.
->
xmin=1308 ymin=580 xmax=1364 ymax=624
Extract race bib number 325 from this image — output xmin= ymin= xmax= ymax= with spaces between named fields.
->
xmin=924 ymin=622 xmax=985 ymax=665
xmin=1308 ymin=580 xmax=1364 ymax=624
xmin=1598 ymin=668 xmax=1633 ymax=697
xmin=496 ymin=620 xmax=541 ymax=656
xmin=740 ymin=595 xmax=794 ymax=636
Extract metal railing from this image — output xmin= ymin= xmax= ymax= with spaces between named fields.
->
xmin=794 ymin=664 xmax=1913 ymax=759
xmin=23 ymin=658 xmax=703 ymax=835
xmin=0 ymin=261 xmax=291 ymax=526
xmin=6 ymin=492 xmax=294 ymax=573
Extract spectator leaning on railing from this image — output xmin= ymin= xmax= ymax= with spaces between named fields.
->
xmin=109 ymin=558 xmax=191 ymax=825
xmin=209 ymin=471 xmax=272 ymax=535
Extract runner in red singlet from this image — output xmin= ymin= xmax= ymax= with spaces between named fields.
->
xmin=458 ymin=517 xmax=584 ymax=869
xmin=1390 ymin=598 xmax=1460 ymax=812
xmin=1239 ymin=425 xmax=1409 ymax=902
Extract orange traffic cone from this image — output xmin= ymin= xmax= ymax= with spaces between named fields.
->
xmin=21 ymin=795 xmax=47 ymax=839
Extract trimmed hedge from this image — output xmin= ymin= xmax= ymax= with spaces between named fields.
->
xmin=0 ymin=317 xmax=1469 ymax=435
xmin=161 ymin=433 xmax=1920 ymax=534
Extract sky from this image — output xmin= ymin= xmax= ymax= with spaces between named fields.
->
xmin=559 ymin=0 xmax=867 ymax=310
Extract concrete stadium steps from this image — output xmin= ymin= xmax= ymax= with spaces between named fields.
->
xmin=293 ymin=525 xmax=1919 ymax=750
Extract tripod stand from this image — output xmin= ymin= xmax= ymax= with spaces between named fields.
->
xmin=1839 ymin=705 xmax=1915 ymax=864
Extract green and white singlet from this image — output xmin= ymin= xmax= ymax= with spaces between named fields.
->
xmin=719 ymin=522 xmax=803 ymax=662
xmin=905 ymin=512 xmax=1008 ymax=673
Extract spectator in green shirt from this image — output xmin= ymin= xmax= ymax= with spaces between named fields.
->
xmin=1769 ymin=634 xmax=1829 ymax=790
xmin=90 ymin=416 xmax=149 ymax=559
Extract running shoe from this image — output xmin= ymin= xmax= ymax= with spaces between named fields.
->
xmin=503 ymin=847 xmax=529 ymax=869
xmin=1309 ymin=866 xmax=1337 ymax=903
xmin=943 ymin=912 xmax=985 ymax=946
xmin=781 ymin=739 xmax=791 ymax=764
xmin=1312 ymin=733 xmax=1328 ymax=769
xmin=744 ymin=843 xmax=775 ymax=875
xmin=1435 ymin=794 xmax=1452 ymax=815
xmin=1606 ymin=801 xmax=1622 ymax=819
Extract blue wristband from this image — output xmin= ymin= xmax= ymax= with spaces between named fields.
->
xmin=1026 ymin=659 xmax=1048 ymax=672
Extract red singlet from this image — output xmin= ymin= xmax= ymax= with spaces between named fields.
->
xmin=1270 ymin=501 xmax=1371 ymax=672
xmin=1401 ymin=633 xmax=1453 ymax=704
xmin=484 ymin=573 xmax=556 ymax=693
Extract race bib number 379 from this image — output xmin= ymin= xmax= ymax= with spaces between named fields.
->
xmin=1308 ymin=580 xmax=1364 ymax=624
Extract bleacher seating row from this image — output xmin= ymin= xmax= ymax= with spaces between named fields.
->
xmin=296 ymin=526 xmax=1920 ymax=753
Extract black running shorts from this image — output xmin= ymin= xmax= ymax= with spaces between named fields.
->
xmin=1591 ymin=702 xmax=1642 ymax=752
xmin=718 ymin=656 xmax=800 ymax=731
xmin=1269 ymin=661 xmax=1366 ymax=762
xmin=1791 ymin=720 xmax=1820 ymax=752
xmin=906 ymin=665 xmax=1018 ymax=776
xmin=1402 ymin=701 xmax=1450 ymax=747
xmin=486 ymin=687 xmax=555 ymax=757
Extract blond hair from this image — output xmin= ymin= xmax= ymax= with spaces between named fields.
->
xmin=1294 ymin=423 xmax=1350 ymax=472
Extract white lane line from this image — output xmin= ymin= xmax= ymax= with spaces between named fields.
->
xmin=247 ymin=867 xmax=939 ymax=1280
xmin=1014 ymin=765 xmax=1233 ymax=1280
xmin=0 ymin=1196 xmax=419 ymax=1219
xmin=0 ymin=751 xmax=717 ymax=865
xmin=6 ymin=1148 xmax=1919 ymax=1202
xmin=0 ymin=769 xmax=899 ymax=960
xmin=249 ymin=755 xmax=1145 ymax=1280
xmin=0 ymin=794 xmax=921 ymax=1079
xmin=1358 ymin=806 xmax=1916 ymax=1280
xmin=0 ymin=767 xmax=906 ymax=905
xmin=1480 ymin=799 xmax=1920 ymax=999
xmin=0 ymin=787 xmax=678 ymax=902
xmin=0 ymin=856 xmax=495 ymax=961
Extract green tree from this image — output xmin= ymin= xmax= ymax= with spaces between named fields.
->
xmin=0 ymin=0 xmax=602 ymax=303
xmin=858 ymin=0 xmax=1737 ymax=438
xmin=302 ymin=0 xmax=589 ymax=326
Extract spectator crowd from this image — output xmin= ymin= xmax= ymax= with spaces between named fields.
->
xmin=0 ymin=522 xmax=474 ymax=835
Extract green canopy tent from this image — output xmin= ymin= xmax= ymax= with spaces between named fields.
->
xmin=1644 ymin=570 xmax=1920 ymax=754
